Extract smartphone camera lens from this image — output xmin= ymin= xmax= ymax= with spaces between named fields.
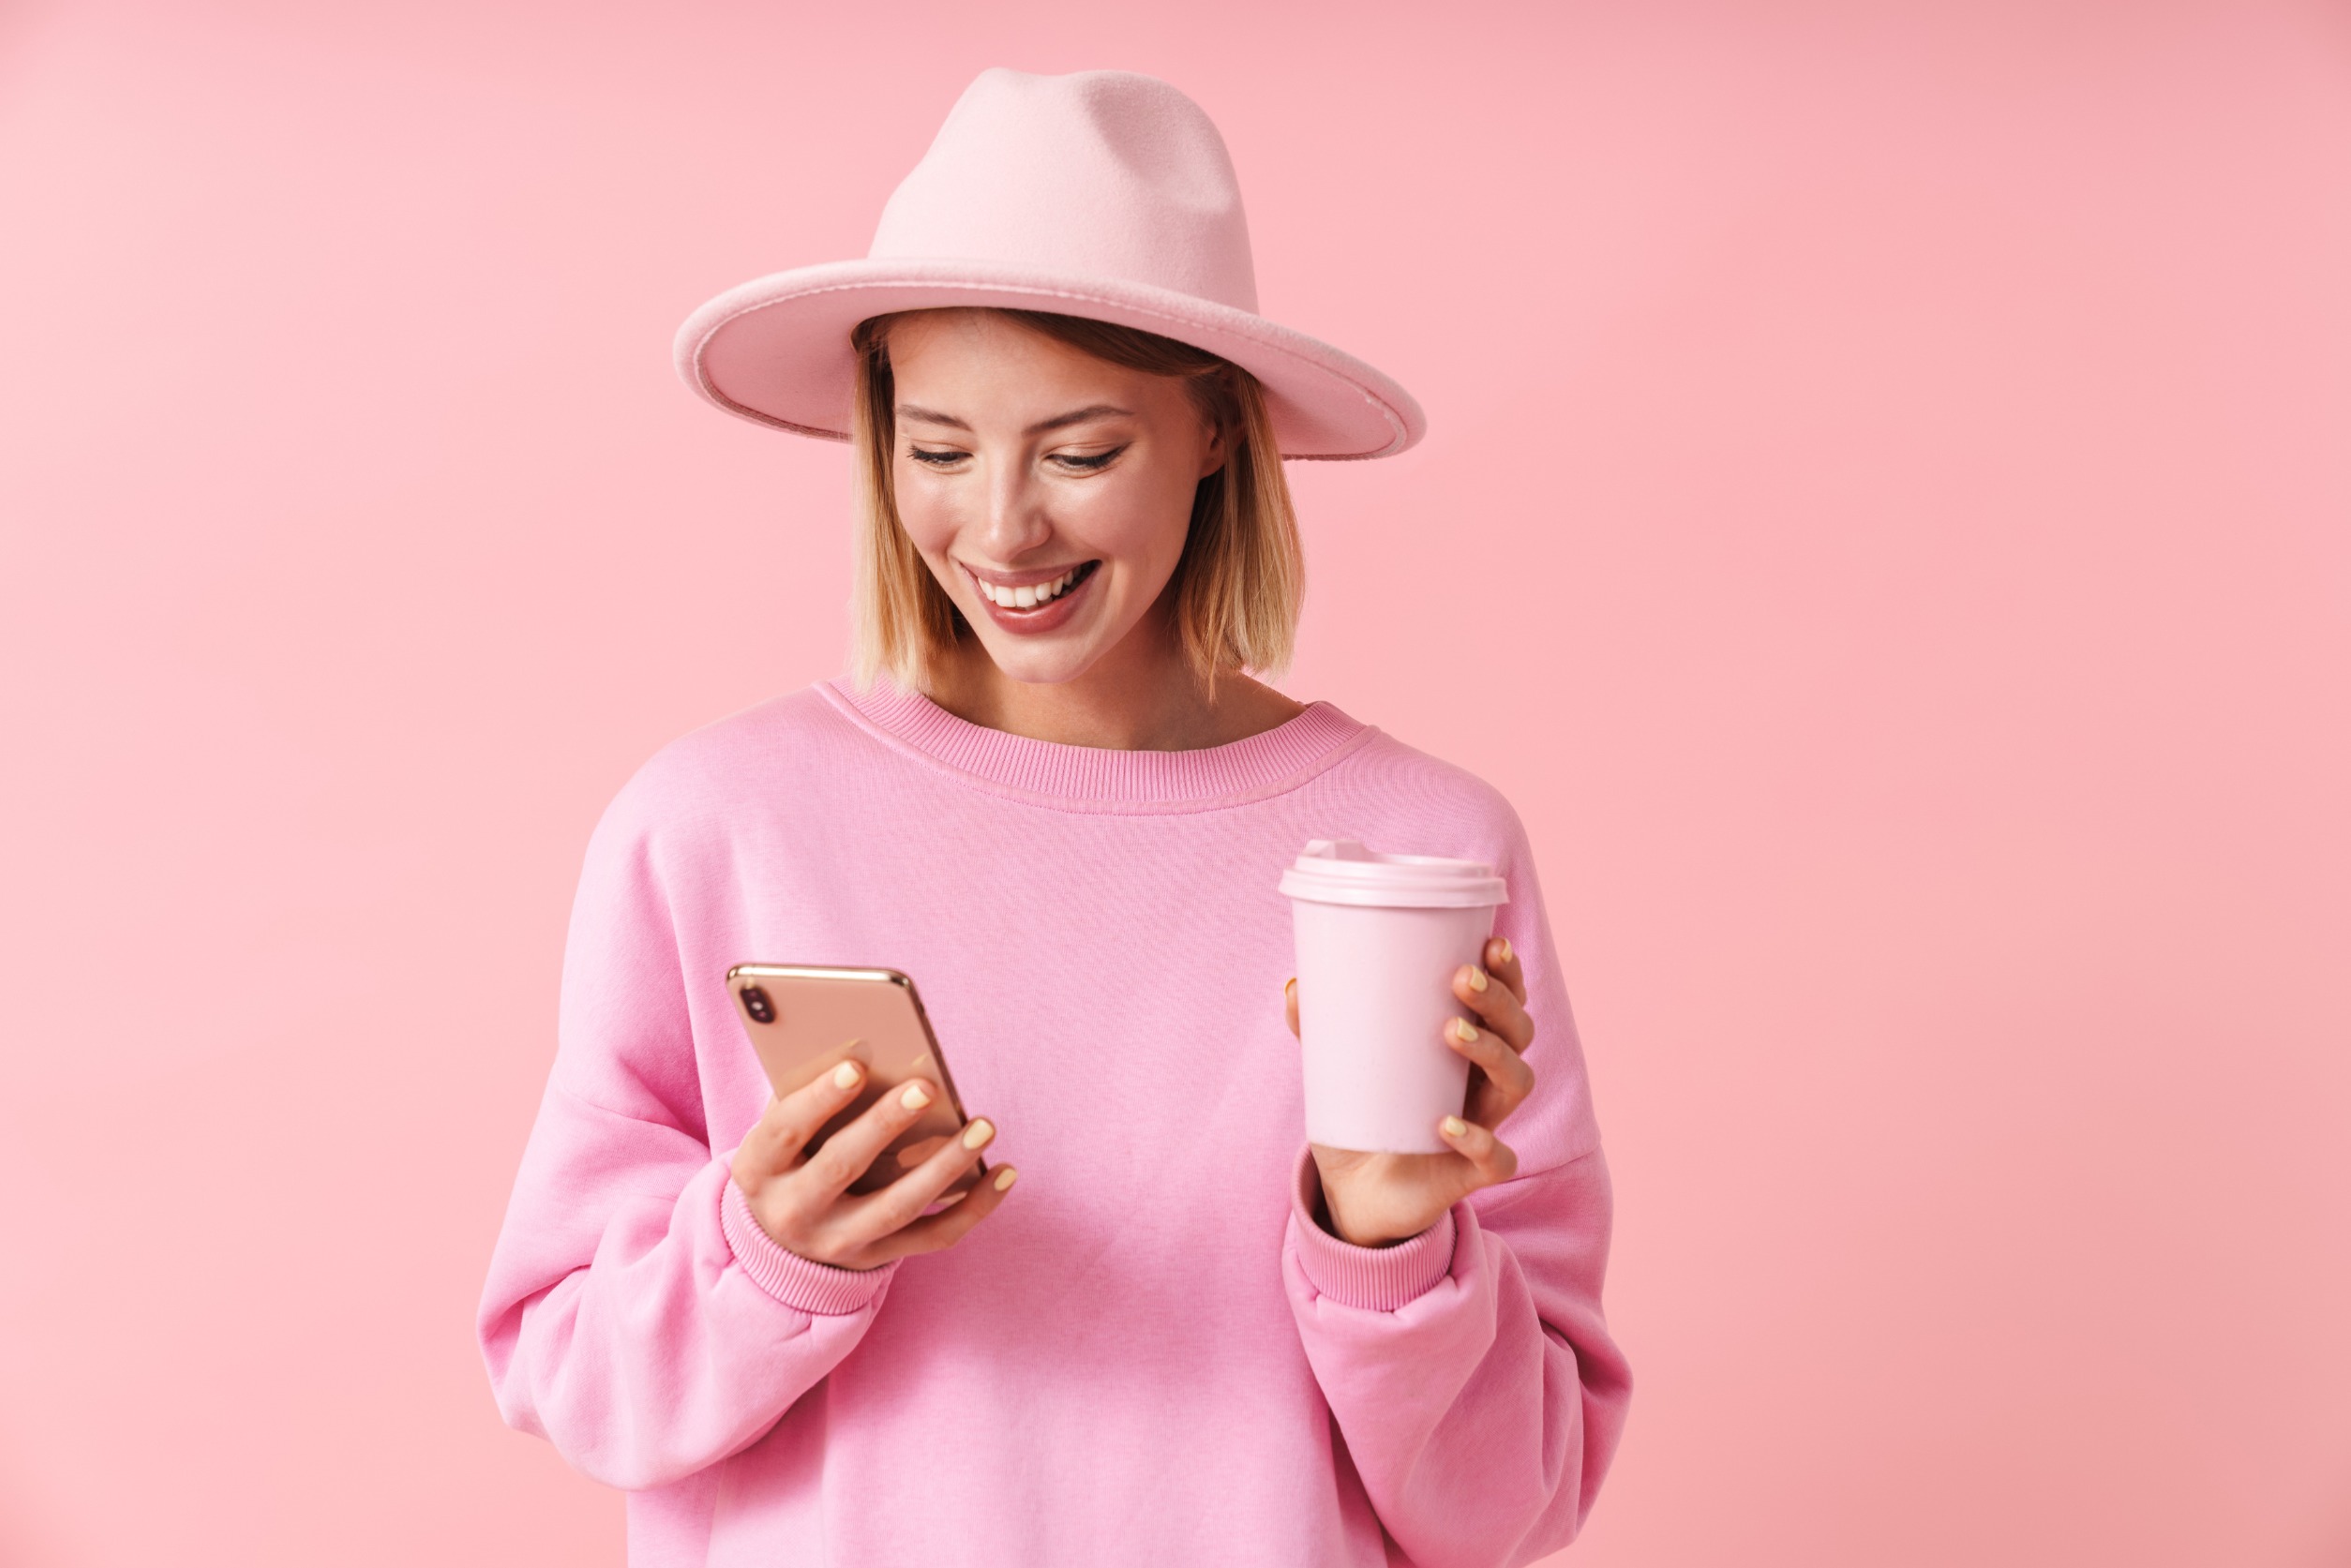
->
xmin=740 ymin=985 xmax=775 ymax=1024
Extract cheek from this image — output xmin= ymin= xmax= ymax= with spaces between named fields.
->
xmin=1069 ymin=469 xmax=1197 ymax=569
xmin=891 ymin=468 xmax=962 ymax=556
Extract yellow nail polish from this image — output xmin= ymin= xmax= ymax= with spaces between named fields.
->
xmin=1495 ymin=938 xmax=1514 ymax=964
xmin=1452 ymin=1019 xmax=1479 ymax=1044
xmin=1465 ymin=965 xmax=1489 ymax=993
xmin=961 ymin=1118 xmax=995 ymax=1151
xmin=993 ymin=1167 xmax=1019 ymax=1191
xmin=831 ymin=1062 xmax=861 ymax=1089
xmin=1442 ymin=1115 xmax=1468 ymax=1138
xmin=901 ymin=1082 xmax=933 ymax=1111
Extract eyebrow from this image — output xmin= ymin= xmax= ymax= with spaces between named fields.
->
xmin=895 ymin=403 xmax=1134 ymax=436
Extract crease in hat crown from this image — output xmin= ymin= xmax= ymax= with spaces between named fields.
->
xmin=871 ymin=69 xmax=1260 ymax=313
xmin=674 ymin=67 xmax=1425 ymax=461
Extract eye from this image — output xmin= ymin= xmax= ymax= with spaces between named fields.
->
xmin=1051 ymin=445 xmax=1125 ymax=472
xmin=906 ymin=446 xmax=967 ymax=469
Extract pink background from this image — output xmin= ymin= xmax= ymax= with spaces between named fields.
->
xmin=3 ymin=2 xmax=2346 ymax=1563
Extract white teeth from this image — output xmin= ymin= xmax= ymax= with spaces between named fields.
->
xmin=980 ymin=567 xmax=1083 ymax=609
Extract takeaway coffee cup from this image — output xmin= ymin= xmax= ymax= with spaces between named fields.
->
xmin=1280 ymin=839 xmax=1509 ymax=1154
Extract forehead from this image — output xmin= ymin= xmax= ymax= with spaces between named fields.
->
xmin=886 ymin=311 xmax=1176 ymax=419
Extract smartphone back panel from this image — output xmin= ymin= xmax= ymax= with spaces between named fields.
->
xmin=726 ymin=964 xmax=981 ymax=1197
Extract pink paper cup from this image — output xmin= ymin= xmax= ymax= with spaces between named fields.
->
xmin=1280 ymin=840 xmax=1508 ymax=1154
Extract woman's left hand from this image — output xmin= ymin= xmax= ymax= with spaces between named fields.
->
xmin=1286 ymin=936 xmax=1535 ymax=1248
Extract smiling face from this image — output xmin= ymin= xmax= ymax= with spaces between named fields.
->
xmin=881 ymin=309 xmax=1226 ymax=687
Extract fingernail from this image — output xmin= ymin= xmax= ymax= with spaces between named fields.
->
xmin=1462 ymin=965 xmax=1489 ymax=993
xmin=900 ymin=1082 xmax=933 ymax=1111
xmin=1284 ymin=977 xmax=1296 ymax=996
xmin=1495 ymin=938 xmax=1514 ymax=964
xmin=993 ymin=1167 xmax=1019 ymax=1191
xmin=1451 ymin=1018 xmax=1479 ymax=1044
xmin=961 ymin=1118 xmax=995 ymax=1151
xmin=1442 ymin=1115 xmax=1468 ymax=1138
xmin=831 ymin=1062 xmax=861 ymax=1090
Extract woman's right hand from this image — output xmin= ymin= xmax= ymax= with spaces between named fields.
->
xmin=729 ymin=1061 xmax=1016 ymax=1271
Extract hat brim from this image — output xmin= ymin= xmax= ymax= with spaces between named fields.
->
xmin=674 ymin=259 xmax=1425 ymax=461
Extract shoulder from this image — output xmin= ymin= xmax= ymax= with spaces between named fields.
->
xmin=587 ymin=684 xmax=871 ymax=856
xmin=1316 ymin=720 xmax=1535 ymax=873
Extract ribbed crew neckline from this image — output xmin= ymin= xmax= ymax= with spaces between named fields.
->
xmin=820 ymin=679 xmax=1372 ymax=814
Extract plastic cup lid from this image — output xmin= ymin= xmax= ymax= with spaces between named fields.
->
xmin=1277 ymin=839 xmax=1509 ymax=909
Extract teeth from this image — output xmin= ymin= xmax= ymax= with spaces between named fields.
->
xmin=981 ymin=567 xmax=1082 ymax=608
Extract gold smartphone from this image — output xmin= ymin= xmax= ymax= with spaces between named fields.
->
xmin=726 ymin=964 xmax=984 ymax=1199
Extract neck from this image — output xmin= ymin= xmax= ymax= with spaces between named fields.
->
xmin=921 ymin=612 xmax=1304 ymax=752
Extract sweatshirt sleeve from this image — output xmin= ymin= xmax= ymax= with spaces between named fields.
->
xmin=1281 ymin=824 xmax=1633 ymax=1568
xmin=475 ymin=775 xmax=894 ymax=1491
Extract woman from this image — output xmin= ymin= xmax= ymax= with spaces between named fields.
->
xmin=480 ymin=67 xmax=1630 ymax=1568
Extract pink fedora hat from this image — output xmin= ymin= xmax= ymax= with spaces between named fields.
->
xmin=674 ymin=68 xmax=1425 ymax=460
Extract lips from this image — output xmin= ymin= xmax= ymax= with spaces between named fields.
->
xmin=963 ymin=560 xmax=1101 ymax=635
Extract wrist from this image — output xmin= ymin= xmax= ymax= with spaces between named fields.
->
xmin=1289 ymin=1147 xmax=1460 ymax=1310
xmin=1315 ymin=1185 xmax=1408 ymax=1249
xmin=718 ymin=1166 xmax=897 ymax=1314
xmin=1309 ymin=1147 xmax=1433 ymax=1248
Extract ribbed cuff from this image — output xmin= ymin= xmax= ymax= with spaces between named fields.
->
xmin=1289 ymin=1147 xmax=1458 ymax=1311
xmin=721 ymin=1177 xmax=897 ymax=1316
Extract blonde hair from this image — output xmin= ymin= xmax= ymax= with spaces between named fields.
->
xmin=847 ymin=308 xmax=1303 ymax=693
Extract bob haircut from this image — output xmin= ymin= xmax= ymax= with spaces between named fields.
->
xmin=847 ymin=308 xmax=1303 ymax=693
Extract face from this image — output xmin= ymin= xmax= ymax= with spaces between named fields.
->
xmin=884 ymin=310 xmax=1225 ymax=686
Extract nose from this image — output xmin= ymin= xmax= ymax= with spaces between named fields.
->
xmin=976 ymin=455 xmax=1053 ymax=560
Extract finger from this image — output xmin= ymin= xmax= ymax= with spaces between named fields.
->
xmin=1436 ymin=1114 xmax=1519 ymax=1187
xmin=840 ymin=1115 xmax=999 ymax=1244
xmin=1445 ymin=1017 xmax=1535 ymax=1119
xmin=742 ymin=1059 xmax=868 ymax=1174
xmin=868 ymin=1164 xmax=1019 ymax=1263
xmin=1284 ymin=976 xmax=1299 ymax=1038
xmin=797 ymin=1078 xmax=942 ymax=1205
xmin=1462 ymin=1048 xmax=1538 ymax=1130
xmin=1483 ymin=935 xmax=1527 ymax=1004
xmin=1452 ymin=963 xmax=1535 ymax=1053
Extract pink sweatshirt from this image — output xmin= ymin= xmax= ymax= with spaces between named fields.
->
xmin=478 ymin=681 xmax=1630 ymax=1567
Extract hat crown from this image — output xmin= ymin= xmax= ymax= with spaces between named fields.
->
xmin=869 ymin=68 xmax=1260 ymax=315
